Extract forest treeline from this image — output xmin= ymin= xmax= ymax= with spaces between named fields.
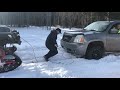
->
xmin=0 ymin=12 xmax=120 ymax=28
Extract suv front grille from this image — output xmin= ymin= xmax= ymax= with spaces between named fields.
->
xmin=62 ymin=35 xmax=72 ymax=42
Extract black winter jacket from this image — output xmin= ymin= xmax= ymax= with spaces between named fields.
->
xmin=45 ymin=30 xmax=57 ymax=48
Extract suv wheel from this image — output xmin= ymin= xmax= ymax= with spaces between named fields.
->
xmin=85 ymin=46 xmax=104 ymax=60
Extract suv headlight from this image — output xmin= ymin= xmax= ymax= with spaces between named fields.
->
xmin=73 ymin=35 xmax=85 ymax=43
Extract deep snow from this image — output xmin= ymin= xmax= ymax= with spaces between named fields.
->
xmin=0 ymin=26 xmax=120 ymax=78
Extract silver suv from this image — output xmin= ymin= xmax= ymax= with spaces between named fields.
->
xmin=61 ymin=21 xmax=120 ymax=59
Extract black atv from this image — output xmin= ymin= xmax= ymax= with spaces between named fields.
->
xmin=0 ymin=26 xmax=22 ymax=73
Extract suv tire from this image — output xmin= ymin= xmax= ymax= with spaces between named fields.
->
xmin=85 ymin=46 xmax=104 ymax=60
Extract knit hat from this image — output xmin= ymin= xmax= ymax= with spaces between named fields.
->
xmin=56 ymin=28 xmax=61 ymax=33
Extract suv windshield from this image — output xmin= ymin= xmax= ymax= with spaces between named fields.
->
xmin=84 ymin=21 xmax=110 ymax=32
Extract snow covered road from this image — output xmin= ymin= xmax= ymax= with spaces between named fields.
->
xmin=0 ymin=26 xmax=120 ymax=78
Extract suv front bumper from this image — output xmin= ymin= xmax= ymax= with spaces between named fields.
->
xmin=61 ymin=40 xmax=87 ymax=57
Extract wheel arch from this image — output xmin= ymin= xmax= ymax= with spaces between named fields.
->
xmin=85 ymin=41 xmax=105 ymax=55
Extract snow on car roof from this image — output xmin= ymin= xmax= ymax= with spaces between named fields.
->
xmin=0 ymin=25 xmax=8 ymax=27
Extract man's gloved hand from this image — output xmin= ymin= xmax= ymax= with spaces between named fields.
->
xmin=55 ymin=44 xmax=58 ymax=48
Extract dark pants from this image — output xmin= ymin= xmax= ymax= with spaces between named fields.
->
xmin=44 ymin=45 xmax=58 ymax=60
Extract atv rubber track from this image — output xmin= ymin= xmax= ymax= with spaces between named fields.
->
xmin=0 ymin=54 xmax=22 ymax=73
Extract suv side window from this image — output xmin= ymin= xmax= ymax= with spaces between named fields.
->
xmin=109 ymin=23 xmax=120 ymax=34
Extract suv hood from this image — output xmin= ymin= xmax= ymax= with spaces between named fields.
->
xmin=64 ymin=29 xmax=100 ymax=36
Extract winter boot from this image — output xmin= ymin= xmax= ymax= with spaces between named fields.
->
xmin=43 ymin=56 xmax=49 ymax=61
